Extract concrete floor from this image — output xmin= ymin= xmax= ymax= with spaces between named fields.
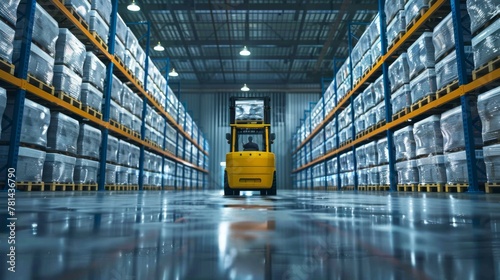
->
xmin=2 ymin=190 xmax=500 ymax=280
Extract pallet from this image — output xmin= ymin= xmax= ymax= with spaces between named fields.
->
xmin=76 ymin=183 xmax=98 ymax=191
xmin=445 ymin=183 xmax=469 ymax=193
xmin=109 ymin=119 xmax=121 ymax=130
xmin=45 ymin=182 xmax=76 ymax=191
xmin=114 ymin=54 xmax=126 ymax=69
xmin=485 ymin=183 xmax=500 ymax=194
xmin=473 ymin=56 xmax=500 ymax=81
xmin=54 ymin=91 xmax=82 ymax=109
xmin=388 ymin=32 xmax=404 ymax=51
xmin=342 ymin=186 xmax=355 ymax=191
xmin=377 ymin=185 xmax=390 ymax=191
xmin=392 ymin=107 xmax=411 ymax=121
xmin=27 ymin=74 xmax=55 ymax=94
xmin=410 ymin=93 xmax=437 ymax=112
xmin=375 ymin=120 xmax=386 ymax=130
xmin=406 ymin=7 xmax=428 ymax=33
xmin=326 ymin=186 xmax=338 ymax=191
xmin=417 ymin=183 xmax=445 ymax=192
xmin=339 ymin=139 xmax=353 ymax=148
xmin=397 ymin=184 xmax=418 ymax=192
xmin=367 ymin=185 xmax=378 ymax=191
xmin=435 ymin=80 xmax=460 ymax=98
xmin=358 ymin=186 xmax=367 ymax=191
xmin=82 ymin=105 xmax=103 ymax=119
xmin=144 ymin=185 xmax=161 ymax=190
xmin=15 ymin=182 xmax=45 ymax=191
xmin=0 ymin=58 xmax=15 ymax=75
xmin=90 ymin=31 xmax=108 ymax=52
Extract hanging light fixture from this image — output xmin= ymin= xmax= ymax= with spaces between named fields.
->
xmin=241 ymin=84 xmax=250 ymax=91
xmin=153 ymin=42 xmax=164 ymax=51
xmin=127 ymin=0 xmax=140 ymax=11
xmin=239 ymin=46 xmax=251 ymax=56
xmin=169 ymin=68 xmax=179 ymax=77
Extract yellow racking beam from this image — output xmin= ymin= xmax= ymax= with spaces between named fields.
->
xmin=293 ymin=0 xmax=447 ymax=155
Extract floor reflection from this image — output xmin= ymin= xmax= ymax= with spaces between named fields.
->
xmin=1 ymin=191 xmax=500 ymax=279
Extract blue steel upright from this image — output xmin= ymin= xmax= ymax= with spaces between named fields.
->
xmin=450 ymin=0 xmax=480 ymax=193
xmin=378 ymin=0 xmax=397 ymax=191
xmin=5 ymin=0 xmax=36 ymax=187
xmin=159 ymin=58 xmax=170 ymax=190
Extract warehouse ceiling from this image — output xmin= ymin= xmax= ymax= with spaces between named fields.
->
xmin=118 ymin=0 xmax=379 ymax=93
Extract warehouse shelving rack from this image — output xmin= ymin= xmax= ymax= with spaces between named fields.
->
xmin=0 ymin=0 xmax=209 ymax=191
xmin=292 ymin=0 xmax=500 ymax=193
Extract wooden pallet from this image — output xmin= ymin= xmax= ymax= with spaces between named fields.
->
xmin=358 ymin=186 xmax=367 ymax=191
xmin=375 ymin=120 xmax=386 ymax=130
xmin=406 ymin=7 xmax=428 ymax=32
xmin=473 ymin=56 xmax=500 ymax=81
xmin=114 ymin=54 xmax=126 ymax=69
xmin=485 ymin=183 xmax=500 ymax=194
xmin=388 ymin=32 xmax=404 ymax=51
xmin=109 ymin=119 xmax=121 ymax=129
xmin=82 ymin=105 xmax=103 ymax=119
xmin=91 ymin=31 xmax=108 ymax=52
xmin=105 ymin=185 xmax=120 ymax=191
xmin=0 ymin=58 xmax=15 ymax=75
xmin=377 ymin=185 xmax=390 ymax=191
xmin=339 ymin=139 xmax=353 ymax=148
xmin=342 ymin=186 xmax=355 ymax=191
xmin=417 ymin=183 xmax=445 ymax=192
xmin=76 ymin=183 xmax=98 ymax=191
xmin=367 ymin=185 xmax=378 ymax=191
xmin=397 ymin=184 xmax=418 ymax=192
xmin=45 ymin=182 xmax=76 ymax=191
xmin=392 ymin=107 xmax=411 ymax=121
xmin=15 ymin=182 xmax=45 ymax=191
xmin=54 ymin=91 xmax=82 ymax=109
xmin=27 ymin=74 xmax=55 ymax=94
xmin=144 ymin=185 xmax=161 ymax=190
xmin=435 ymin=80 xmax=460 ymax=98
xmin=410 ymin=93 xmax=437 ymax=112
xmin=445 ymin=183 xmax=469 ymax=193
xmin=356 ymin=132 xmax=364 ymax=139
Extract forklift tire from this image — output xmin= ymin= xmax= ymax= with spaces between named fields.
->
xmin=224 ymin=171 xmax=232 ymax=196
xmin=261 ymin=172 xmax=277 ymax=195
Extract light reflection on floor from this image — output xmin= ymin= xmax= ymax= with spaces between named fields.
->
xmin=1 ymin=190 xmax=500 ymax=280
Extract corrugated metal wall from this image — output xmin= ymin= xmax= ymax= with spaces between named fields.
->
xmin=180 ymin=92 xmax=319 ymax=189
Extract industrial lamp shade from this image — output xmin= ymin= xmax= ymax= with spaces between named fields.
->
xmin=154 ymin=42 xmax=164 ymax=51
xmin=239 ymin=46 xmax=251 ymax=56
xmin=169 ymin=68 xmax=179 ymax=77
xmin=127 ymin=0 xmax=140 ymax=11
xmin=241 ymin=84 xmax=250 ymax=91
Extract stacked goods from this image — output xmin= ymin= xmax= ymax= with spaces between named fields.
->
xmin=77 ymin=124 xmax=101 ymax=160
xmin=413 ymin=115 xmax=443 ymax=156
xmin=47 ymin=112 xmax=79 ymax=154
xmin=477 ymin=86 xmax=500 ymax=143
xmin=42 ymin=153 xmax=76 ymax=183
xmin=471 ymin=18 xmax=500 ymax=70
xmin=445 ymin=150 xmax=486 ymax=184
xmin=396 ymin=160 xmax=419 ymax=184
xmin=394 ymin=126 xmax=417 ymax=161
xmin=0 ymin=146 xmax=46 ymax=181
xmin=74 ymin=158 xmax=99 ymax=184
xmin=483 ymin=144 xmax=500 ymax=183
xmin=440 ymin=105 xmax=482 ymax=152
xmin=2 ymin=97 xmax=51 ymax=147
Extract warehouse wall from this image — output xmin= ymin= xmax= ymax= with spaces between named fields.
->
xmin=179 ymin=92 xmax=319 ymax=189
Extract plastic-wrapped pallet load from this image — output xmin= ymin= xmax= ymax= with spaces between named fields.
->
xmin=365 ymin=141 xmax=378 ymax=167
xmin=135 ymin=64 xmax=145 ymax=84
xmin=129 ymin=168 xmax=139 ymax=185
xmin=358 ymin=168 xmax=368 ymax=186
xmin=0 ymin=0 xmax=20 ymax=26
xmin=407 ymin=32 xmax=435 ymax=79
xmin=42 ymin=153 xmax=76 ymax=183
xmin=13 ymin=41 xmax=55 ymax=85
xmin=83 ymin=52 xmax=106 ymax=91
xmin=118 ymin=140 xmax=131 ymax=166
xmin=126 ymin=28 xmax=139 ymax=59
xmin=441 ymin=105 xmax=482 ymax=152
xmin=130 ymin=144 xmax=140 ymax=168
xmin=80 ymin=83 xmax=103 ymax=112
xmin=77 ymin=124 xmax=101 ymax=160
xmin=433 ymin=12 xmax=471 ymax=61
xmin=114 ymin=37 xmax=125 ymax=62
xmin=64 ymin=0 xmax=91 ymax=24
xmin=0 ymin=21 xmax=14 ymax=63
xmin=353 ymin=94 xmax=364 ymax=119
xmin=355 ymin=115 xmax=365 ymax=135
xmin=413 ymin=115 xmax=444 ymax=156
xmin=363 ymin=83 xmax=377 ymax=111
xmin=378 ymin=165 xmax=390 ymax=185
xmin=369 ymin=14 xmax=380 ymax=44
xmin=377 ymin=138 xmax=389 ymax=165
xmin=55 ymin=29 xmax=86 ymax=76
xmin=386 ymin=11 xmax=406 ymax=47
xmin=445 ymin=150 xmax=486 ymax=184
xmin=47 ymin=112 xmax=79 ymax=154
xmin=394 ymin=125 xmax=417 ymax=161
xmin=435 ymin=50 xmax=473 ymax=90
xmin=144 ymin=124 xmax=152 ymax=142
xmin=410 ymin=69 xmax=437 ymax=103
xmin=108 ymin=74 xmax=121 ymax=104
xmin=74 ymin=158 xmax=98 ymax=184
xmin=115 ymin=166 xmax=128 ymax=185
xmin=106 ymin=135 xmax=118 ymax=163
xmin=131 ymin=115 xmax=141 ymax=134
xmin=361 ymin=52 xmax=373 ymax=74
xmin=115 ymin=14 xmax=127 ymax=45
xmin=102 ymin=163 xmax=115 ymax=184
xmin=88 ymin=10 xmax=109 ymax=43
xmin=389 ymin=53 xmax=410 ymax=92
xmin=391 ymin=84 xmax=411 ymax=115
xmin=365 ymin=107 xmax=377 ymax=129
xmin=2 ymin=97 xmax=50 ymax=147
xmin=478 ymin=86 xmax=500 ymax=143
xmin=417 ymin=155 xmax=447 ymax=183
xmin=471 ymin=18 xmax=500 ymax=70
xmin=120 ymin=107 xmax=133 ymax=129
xmin=0 ymin=88 xmax=6 ymax=137
xmin=15 ymin=2 xmax=58 ymax=56
xmin=396 ymin=160 xmax=419 ymax=184
xmin=466 ymin=0 xmax=500 ymax=34
xmin=136 ymin=47 xmax=146 ymax=69
xmin=53 ymin=65 xmax=83 ymax=99
xmin=405 ymin=0 xmax=430 ymax=27
xmin=371 ymin=38 xmax=382 ymax=62
xmin=356 ymin=145 xmax=366 ymax=169
xmin=0 ymin=146 xmax=45 ymax=182
xmin=91 ymin=0 xmax=111 ymax=25
xmin=484 ymin=144 xmax=500 ymax=182
xmin=385 ymin=0 xmax=405 ymax=24
xmin=375 ymin=102 xmax=386 ymax=124
xmin=367 ymin=166 xmax=379 ymax=185
xmin=109 ymin=99 xmax=120 ymax=121
xmin=120 ymin=84 xmax=133 ymax=111
xmin=372 ymin=77 xmax=385 ymax=105
xmin=346 ymin=171 xmax=355 ymax=187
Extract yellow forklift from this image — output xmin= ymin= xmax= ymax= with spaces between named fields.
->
xmin=224 ymin=97 xmax=276 ymax=196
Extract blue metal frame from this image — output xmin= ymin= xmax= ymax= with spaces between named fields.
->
xmin=378 ymin=0 xmax=397 ymax=191
xmin=450 ymin=0 xmax=480 ymax=193
xmin=5 ymin=0 xmax=36 ymax=187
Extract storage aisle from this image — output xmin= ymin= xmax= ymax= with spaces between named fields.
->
xmin=2 ymin=190 xmax=500 ymax=279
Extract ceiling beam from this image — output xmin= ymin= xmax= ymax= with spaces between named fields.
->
xmin=130 ymin=3 xmax=378 ymax=11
